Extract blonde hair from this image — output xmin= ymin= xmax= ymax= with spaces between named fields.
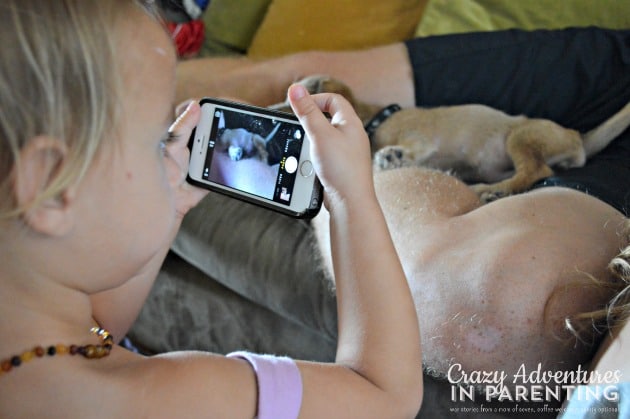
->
xmin=0 ymin=0 xmax=158 ymax=219
xmin=606 ymin=239 xmax=630 ymax=323
xmin=566 ymin=219 xmax=630 ymax=340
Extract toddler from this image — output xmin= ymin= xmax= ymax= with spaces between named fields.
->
xmin=0 ymin=1 xmax=422 ymax=418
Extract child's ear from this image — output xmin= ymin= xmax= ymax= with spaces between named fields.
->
xmin=13 ymin=136 xmax=76 ymax=236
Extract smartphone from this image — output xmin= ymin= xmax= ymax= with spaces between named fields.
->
xmin=188 ymin=98 xmax=323 ymax=218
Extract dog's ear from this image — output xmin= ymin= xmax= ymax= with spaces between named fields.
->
xmin=321 ymin=78 xmax=356 ymax=102
xmin=296 ymin=74 xmax=331 ymax=95
xmin=309 ymin=77 xmax=359 ymax=108
xmin=269 ymin=75 xmax=364 ymax=116
xmin=294 ymin=75 xmax=358 ymax=104
xmin=318 ymin=77 xmax=382 ymax=124
xmin=267 ymin=101 xmax=294 ymax=114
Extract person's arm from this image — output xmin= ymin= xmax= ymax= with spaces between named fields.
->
xmin=91 ymin=102 xmax=208 ymax=341
xmin=405 ymin=28 xmax=630 ymax=129
xmin=97 ymin=91 xmax=422 ymax=418
xmin=176 ymin=44 xmax=415 ymax=109
xmin=287 ymin=84 xmax=423 ymax=417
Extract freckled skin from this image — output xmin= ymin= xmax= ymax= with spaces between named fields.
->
xmin=313 ymin=166 xmax=626 ymax=387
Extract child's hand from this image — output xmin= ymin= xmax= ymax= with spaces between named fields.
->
xmin=165 ymin=100 xmax=209 ymax=219
xmin=287 ymin=84 xmax=374 ymax=206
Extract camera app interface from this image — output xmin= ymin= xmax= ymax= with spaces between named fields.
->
xmin=202 ymin=106 xmax=305 ymax=204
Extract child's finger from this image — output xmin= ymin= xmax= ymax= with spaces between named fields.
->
xmin=165 ymin=101 xmax=199 ymax=186
xmin=169 ymin=100 xmax=201 ymax=143
xmin=287 ymin=85 xmax=336 ymax=139
xmin=288 ymin=85 xmax=365 ymax=142
xmin=175 ymin=99 xmax=196 ymax=117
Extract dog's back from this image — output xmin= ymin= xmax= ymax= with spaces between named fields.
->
xmin=276 ymin=75 xmax=630 ymax=200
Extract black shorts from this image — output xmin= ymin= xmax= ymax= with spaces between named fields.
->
xmin=404 ymin=28 xmax=630 ymax=216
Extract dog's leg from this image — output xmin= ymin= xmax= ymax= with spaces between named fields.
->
xmin=471 ymin=121 xmax=585 ymax=202
xmin=253 ymin=122 xmax=282 ymax=163
xmin=252 ymin=134 xmax=270 ymax=163
xmin=471 ymin=131 xmax=554 ymax=202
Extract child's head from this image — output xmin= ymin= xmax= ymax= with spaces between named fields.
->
xmin=0 ymin=0 xmax=158 ymax=220
xmin=0 ymin=0 xmax=182 ymax=287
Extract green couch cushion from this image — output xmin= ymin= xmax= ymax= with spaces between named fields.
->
xmin=416 ymin=0 xmax=630 ymax=37
xmin=202 ymin=0 xmax=273 ymax=55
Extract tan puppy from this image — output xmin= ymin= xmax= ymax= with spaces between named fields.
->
xmin=275 ymin=75 xmax=630 ymax=202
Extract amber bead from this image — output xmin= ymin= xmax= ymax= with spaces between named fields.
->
xmin=20 ymin=351 xmax=34 ymax=363
xmin=56 ymin=344 xmax=69 ymax=355
xmin=84 ymin=345 xmax=97 ymax=358
xmin=0 ymin=327 xmax=113 ymax=377
xmin=1 ymin=360 xmax=12 ymax=372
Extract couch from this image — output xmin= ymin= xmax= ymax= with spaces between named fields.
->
xmin=128 ymin=1 xmax=629 ymax=417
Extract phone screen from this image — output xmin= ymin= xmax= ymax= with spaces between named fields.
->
xmin=200 ymin=105 xmax=306 ymax=205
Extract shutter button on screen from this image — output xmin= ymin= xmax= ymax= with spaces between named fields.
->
xmin=300 ymin=160 xmax=314 ymax=177
xmin=285 ymin=156 xmax=298 ymax=174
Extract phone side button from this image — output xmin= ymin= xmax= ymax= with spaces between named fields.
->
xmin=300 ymin=160 xmax=314 ymax=177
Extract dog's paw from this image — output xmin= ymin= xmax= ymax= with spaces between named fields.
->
xmin=228 ymin=145 xmax=243 ymax=161
xmin=470 ymin=183 xmax=511 ymax=204
xmin=373 ymin=146 xmax=414 ymax=171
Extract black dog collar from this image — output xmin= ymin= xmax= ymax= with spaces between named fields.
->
xmin=364 ymin=104 xmax=402 ymax=142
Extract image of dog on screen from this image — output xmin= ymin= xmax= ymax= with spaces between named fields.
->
xmin=208 ymin=109 xmax=302 ymax=201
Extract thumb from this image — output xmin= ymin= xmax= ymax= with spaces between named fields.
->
xmin=287 ymin=84 xmax=331 ymax=140
xmin=169 ymin=100 xmax=201 ymax=142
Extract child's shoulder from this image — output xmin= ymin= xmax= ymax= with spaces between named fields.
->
xmin=2 ymin=348 xmax=255 ymax=417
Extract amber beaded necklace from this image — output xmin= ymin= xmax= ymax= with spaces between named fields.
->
xmin=0 ymin=326 xmax=113 ymax=376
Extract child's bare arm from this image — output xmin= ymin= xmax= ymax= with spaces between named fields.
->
xmin=286 ymin=84 xmax=423 ymax=417
xmin=93 ymin=91 xmax=421 ymax=418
